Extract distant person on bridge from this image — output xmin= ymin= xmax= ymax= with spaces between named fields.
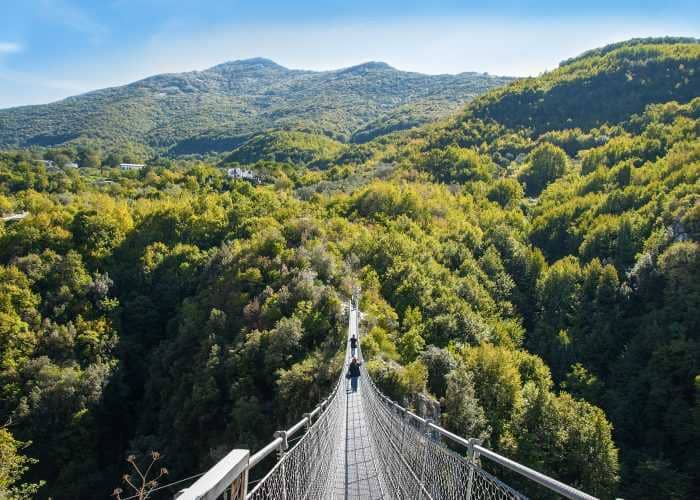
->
xmin=350 ymin=334 xmax=358 ymax=357
xmin=347 ymin=357 xmax=362 ymax=393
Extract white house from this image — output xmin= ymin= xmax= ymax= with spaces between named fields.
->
xmin=1 ymin=211 xmax=29 ymax=222
xmin=120 ymin=163 xmax=145 ymax=171
xmin=226 ymin=167 xmax=256 ymax=180
xmin=38 ymin=160 xmax=62 ymax=171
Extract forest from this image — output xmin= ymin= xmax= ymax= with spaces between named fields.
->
xmin=0 ymin=38 xmax=698 ymax=499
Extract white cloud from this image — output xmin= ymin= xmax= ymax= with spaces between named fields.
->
xmin=0 ymin=42 xmax=22 ymax=55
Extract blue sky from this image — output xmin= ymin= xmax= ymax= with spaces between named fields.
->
xmin=0 ymin=0 xmax=698 ymax=109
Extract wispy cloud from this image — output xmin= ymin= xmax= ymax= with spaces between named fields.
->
xmin=0 ymin=42 xmax=22 ymax=55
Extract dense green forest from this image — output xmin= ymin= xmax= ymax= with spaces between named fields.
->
xmin=0 ymin=38 xmax=698 ymax=499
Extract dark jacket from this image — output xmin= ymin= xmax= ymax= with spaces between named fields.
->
xmin=350 ymin=337 xmax=358 ymax=348
xmin=348 ymin=361 xmax=362 ymax=378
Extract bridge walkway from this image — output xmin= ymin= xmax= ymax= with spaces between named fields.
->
xmin=330 ymin=303 xmax=387 ymax=499
xmin=331 ymin=376 xmax=386 ymax=499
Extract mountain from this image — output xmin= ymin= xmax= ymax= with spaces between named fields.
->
xmin=463 ymin=38 xmax=700 ymax=133
xmin=408 ymin=38 xmax=700 ymax=168
xmin=377 ymin=38 xmax=699 ymax=498
xmin=0 ymin=58 xmax=512 ymax=155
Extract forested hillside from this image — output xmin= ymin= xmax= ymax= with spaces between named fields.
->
xmin=223 ymin=130 xmax=346 ymax=166
xmin=0 ymin=38 xmax=698 ymax=500
xmin=0 ymin=58 xmax=511 ymax=156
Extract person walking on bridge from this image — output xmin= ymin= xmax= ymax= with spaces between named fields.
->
xmin=350 ymin=334 xmax=358 ymax=357
xmin=347 ymin=357 xmax=362 ymax=393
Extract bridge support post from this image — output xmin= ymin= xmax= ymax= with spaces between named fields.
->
xmin=417 ymin=418 xmax=433 ymax=499
xmin=226 ymin=472 xmax=248 ymax=500
xmin=398 ymin=406 xmax=407 ymax=455
xmin=465 ymin=438 xmax=482 ymax=500
xmin=274 ymin=430 xmax=289 ymax=500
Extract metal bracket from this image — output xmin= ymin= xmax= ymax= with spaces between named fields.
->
xmin=423 ymin=418 xmax=434 ymax=443
xmin=274 ymin=430 xmax=288 ymax=460
xmin=467 ymin=438 xmax=482 ymax=462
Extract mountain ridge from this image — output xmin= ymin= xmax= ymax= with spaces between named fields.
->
xmin=0 ymin=58 xmax=514 ymax=155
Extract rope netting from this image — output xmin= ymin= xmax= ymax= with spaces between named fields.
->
xmin=245 ymin=380 xmax=345 ymax=500
xmin=360 ymin=363 xmax=526 ymax=500
xmin=245 ymin=307 xmax=355 ymax=500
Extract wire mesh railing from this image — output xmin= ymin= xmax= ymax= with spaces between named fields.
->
xmin=245 ymin=372 xmax=346 ymax=499
xmin=360 ymin=363 xmax=526 ymax=500
xmin=357 ymin=327 xmax=527 ymax=498
xmin=245 ymin=302 xmax=361 ymax=500
xmin=354 ymin=302 xmax=597 ymax=500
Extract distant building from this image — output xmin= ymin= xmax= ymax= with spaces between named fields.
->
xmin=1 ymin=211 xmax=29 ymax=222
xmin=38 ymin=159 xmax=64 ymax=171
xmin=37 ymin=159 xmax=80 ymax=170
xmin=226 ymin=167 xmax=257 ymax=180
xmin=120 ymin=163 xmax=145 ymax=171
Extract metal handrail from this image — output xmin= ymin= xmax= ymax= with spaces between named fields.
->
xmin=175 ymin=450 xmax=249 ymax=500
xmin=474 ymin=445 xmax=597 ymax=500
xmin=248 ymin=438 xmax=283 ymax=469
xmin=248 ymin=378 xmax=343 ymax=469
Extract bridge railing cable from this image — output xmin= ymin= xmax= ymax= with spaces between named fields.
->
xmin=355 ymin=305 xmax=598 ymax=500
xmin=245 ymin=373 xmax=345 ymax=500
xmin=176 ymin=303 xmax=356 ymax=500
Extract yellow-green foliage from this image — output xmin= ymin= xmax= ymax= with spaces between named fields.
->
xmin=0 ymin=428 xmax=42 ymax=499
xmin=365 ymin=358 xmax=427 ymax=401
xmin=225 ymin=130 xmax=347 ymax=166
xmin=361 ymin=326 xmax=399 ymax=361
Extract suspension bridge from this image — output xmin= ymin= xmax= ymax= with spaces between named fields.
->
xmin=176 ymin=299 xmax=598 ymax=500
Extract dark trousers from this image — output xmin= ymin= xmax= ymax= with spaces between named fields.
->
xmin=351 ymin=376 xmax=359 ymax=392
